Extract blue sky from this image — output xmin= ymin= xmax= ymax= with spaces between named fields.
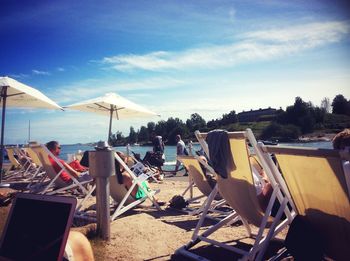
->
xmin=1 ymin=0 xmax=350 ymax=144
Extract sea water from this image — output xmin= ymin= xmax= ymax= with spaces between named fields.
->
xmin=60 ymin=141 xmax=332 ymax=162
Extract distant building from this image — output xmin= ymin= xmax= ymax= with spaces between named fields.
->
xmin=238 ymin=107 xmax=277 ymax=122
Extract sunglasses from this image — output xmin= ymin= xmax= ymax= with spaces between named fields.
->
xmin=57 ymin=146 xmax=61 ymax=150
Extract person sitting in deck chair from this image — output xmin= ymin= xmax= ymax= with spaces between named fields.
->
xmin=143 ymin=132 xmax=165 ymax=171
xmin=46 ymin=141 xmax=91 ymax=184
xmin=116 ymin=151 xmax=165 ymax=205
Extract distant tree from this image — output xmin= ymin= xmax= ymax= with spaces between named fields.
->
xmin=147 ymin=122 xmax=156 ymax=136
xmin=138 ymin=126 xmax=149 ymax=143
xmin=261 ymin=122 xmax=300 ymax=141
xmin=332 ymin=94 xmax=348 ymax=115
xmin=155 ymin=120 xmax=167 ymax=138
xmin=276 ymin=97 xmax=317 ymax=134
xmin=207 ymin=119 xmax=219 ymax=130
xmin=186 ymin=113 xmax=206 ymax=133
xmin=128 ymin=126 xmax=137 ymax=144
xmin=320 ymin=97 xmax=331 ymax=113
xmin=221 ymin=110 xmax=238 ymax=125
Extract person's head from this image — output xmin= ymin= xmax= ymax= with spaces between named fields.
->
xmin=46 ymin=141 xmax=61 ymax=156
xmin=332 ymin=129 xmax=350 ymax=150
xmin=176 ymin=135 xmax=181 ymax=142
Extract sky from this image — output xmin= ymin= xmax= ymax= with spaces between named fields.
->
xmin=1 ymin=0 xmax=350 ymax=144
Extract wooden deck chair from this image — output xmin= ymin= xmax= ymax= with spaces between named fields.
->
xmin=177 ymin=155 xmax=228 ymax=216
xmin=4 ymin=147 xmax=32 ymax=179
xmin=76 ymin=152 xmax=161 ymax=221
xmin=3 ymin=147 xmax=24 ymax=179
xmin=260 ymin=144 xmax=350 ymax=260
xmin=25 ymin=147 xmax=46 ymax=188
xmin=125 ymin=151 xmax=161 ymax=183
xmin=29 ymin=144 xmax=92 ymax=196
xmin=176 ymin=129 xmax=293 ymax=261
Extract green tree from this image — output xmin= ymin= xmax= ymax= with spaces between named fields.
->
xmin=186 ymin=113 xmax=206 ymax=132
xmin=138 ymin=126 xmax=149 ymax=143
xmin=221 ymin=110 xmax=238 ymax=125
xmin=320 ymin=97 xmax=331 ymax=113
xmin=147 ymin=122 xmax=156 ymax=136
xmin=128 ymin=126 xmax=137 ymax=144
xmin=332 ymin=94 xmax=348 ymax=115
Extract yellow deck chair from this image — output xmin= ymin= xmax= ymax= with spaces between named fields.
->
xmin=75 ymin=152 xmax=161 ymax=222
xmin=30 ymin=144 xmax=92 ymax=196
xmin=261 ymin=145 xmax=350 ymax=261
xmin=25 ymin=147 xmax=46 ymax=188
xmin=4 ymin=147 xmax=22 ymax=178
xmin=177 ymin=155 xmax=228 ymax=216
xmin=177 ymin=129 xmax=292 ymax=261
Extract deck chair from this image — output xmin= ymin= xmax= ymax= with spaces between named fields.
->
xmin=260 ymin=144 xmax=350 ymax=260
xmin=3 ymin=147 xmax=22 ymax=178
xmin=177 ymin=155 xmax=228 ymax=216
xmin=176 ymin=129 xmax=293 ymax=261
xmin=25 ymin=147 xmax=46 ymax=188
xmin=76 ymin=151 xmax=161 ymax=221
xmin=29 ymin=144 xmax=92 ymax=196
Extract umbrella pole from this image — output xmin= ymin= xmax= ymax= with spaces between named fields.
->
xmin=108 ymin=106 xmax=113 ymax=144
xmin=0 ymin=87 xmax=7 ymax=184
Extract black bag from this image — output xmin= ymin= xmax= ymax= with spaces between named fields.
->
xmin=169 ymin=195 xmax=188 ymax=209
xmin=285 ymin=215 xmax=325 ymax=261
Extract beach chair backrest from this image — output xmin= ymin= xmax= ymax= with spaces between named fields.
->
xmin=26 ymin=147 xmax=43 ymax=167
xmin=178 ymin=155 xmax=218 ymax=198
xmin=5 ymin=147 xmax=21 ymax=168
xmin=31 ymin=144 xmax=68 ymax=188
xmin=109 ymin=174 xmax=135 ymax=205
xmin=197 ymin=131 xmax=271 ymax=227
xmin=265 ymin=145 xmax=350 ymax=260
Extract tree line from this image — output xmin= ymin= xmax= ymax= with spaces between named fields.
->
xmin=109 ymin=94 xmax=350 ymax=146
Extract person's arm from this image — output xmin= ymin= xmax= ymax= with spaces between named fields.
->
xmin=61 ymin=161 xmax=81 ymax=178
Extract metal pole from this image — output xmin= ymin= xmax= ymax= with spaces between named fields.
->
xmin=0 ymin=86 xmax=7 ymax=184
xmin=88 ymin=143 xmax=114 ymax=240
xmin=108 ymin=106 xmax=113 ymax=144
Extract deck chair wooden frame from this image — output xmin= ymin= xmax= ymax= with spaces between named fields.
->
xmin=177 ymin=155 xmax=229 ymax=217
xmin=259 ymin=144 xmax=350 ymax=260
xmin=25 ymin=147 xmax=46 ymax=188
xmin=76 ymin=152 xmax=161 ymax=222
xmin=29 ymin=144 xmax=92 ymax=196
xmin=176 ymin=129 xmax=293 ymax=261
xmin=3 ymin=147 xmax=23 ymax=178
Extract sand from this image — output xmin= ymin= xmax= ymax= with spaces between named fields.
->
xmin=0 ymin=176 xmax=288 ymax=261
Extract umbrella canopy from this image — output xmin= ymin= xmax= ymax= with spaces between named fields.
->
xmin=0 ymin=76 xmax=63 ymax=184
xmin=65 ymin=92 xmax=159 ymax=142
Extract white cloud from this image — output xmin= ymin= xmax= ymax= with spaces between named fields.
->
xmin=9 ymin=73 xmax=29 ymax=79
xmin=57 ymin=67 xmax=65 ymax=72
xmin=32 ymin=69 xmax=51 ymax=75
xmin=52 ymin=76 xmax=185 ymax=104
xmin=102 ymin=20 xmax=350 ymax=72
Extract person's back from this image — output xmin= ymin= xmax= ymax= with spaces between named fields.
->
xmin=152 ymin=135 xmax=164 ymax=154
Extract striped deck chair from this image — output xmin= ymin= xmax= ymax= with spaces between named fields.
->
xmin=176 ymin=129 xmax=293 ymax=261
xmin=30 ymin=144 xmax=92 ymax=196
xmin=76 ymin=151 xmax=161 ymax=222
xmin=260 ymin=144 xmax=350 ymax=261
xmin=177 ymin=155 xmax=229 ymax=217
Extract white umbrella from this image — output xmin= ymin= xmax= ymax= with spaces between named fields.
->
xmin=0 ymin=76 xmax=63 ymax=184
xmin=65 ymin=92 xmax=159 ymax=142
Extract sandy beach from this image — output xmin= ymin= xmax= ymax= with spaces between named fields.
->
xmin=0 ymin=176 xmax=288 ymax=261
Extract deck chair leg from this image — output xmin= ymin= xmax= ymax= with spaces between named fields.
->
xmin=191 ymin=185 xmax=219 ymax=239
xmin=254 ymin=198 xmax=288 ymax=261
